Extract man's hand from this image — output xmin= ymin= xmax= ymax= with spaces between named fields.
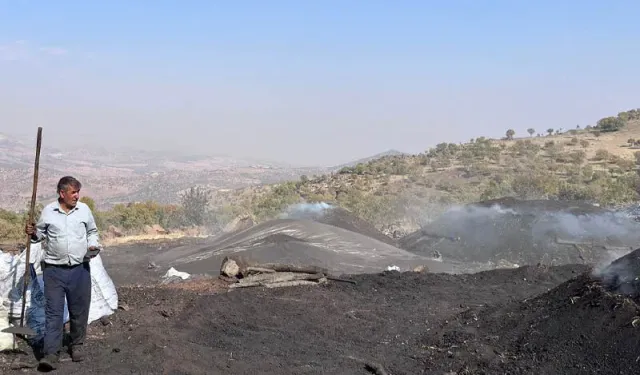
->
xmin=25 ymin=222 xmax=36 ymax=236
xmin=87 ymin=246 xmax=101 ymax=259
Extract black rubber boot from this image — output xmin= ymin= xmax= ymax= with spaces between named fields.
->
xmin=38 ymin=354 xmax=59 ymax=371
xmin=70 ymin=345 xmax=85 ymax=362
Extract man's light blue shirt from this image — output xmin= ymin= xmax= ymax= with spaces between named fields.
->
xmin=32 ymin=200 xmax=101 ymax=266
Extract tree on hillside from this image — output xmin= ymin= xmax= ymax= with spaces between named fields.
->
xmin=596 ymin=116 xmax=625 ymax=132
xmin=527 ymin=128 xmax=535 ymax=137
xmin=79 ymin=196 xmax=104 ymax=229
xmin=505 ymin=129 xmax=515 ymax=140
xmin=547 ymin=128 xmax=554 ymax=136
xmin=618 ymin=109 xmax=640 ymax=122
xmin=80 ymin=196 xmax=96 ymax=212
xmin=181 ymin=186 xmax=211 ymax=226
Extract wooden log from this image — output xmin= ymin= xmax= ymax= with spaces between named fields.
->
xmin=263 ymin=280 xmax=321 ymax=288
xmin=412 ymin=265 xmax=428 ymax=273
xmin=220 ymin=256 xmax=331 ymax=277
xmin=258 ymin=263 xmax=329 ymax=275
xmin=240 ymin=272 xmax=324 ymax=284
xmin=245 ymin=266 xmax=276 ymax=274
xmin=229 ymin=281 xmax=263 ymax=288
xmin=221 ymin=256 xmax=358 ymax=287
xmin=229 ymin=273 xmax=325 ymax=289
xmin=218 ymin=275 xmax=239 ymax=283
xmin=219 ymin=256 xmax=249 ymax=278
xmin=326 ymin=276 xmax=357 ymax=285
xmin=229 ymin=278 xmax=326 ymax=289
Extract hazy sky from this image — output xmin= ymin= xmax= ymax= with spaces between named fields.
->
xmin=1 ymin=1 xmax=640 ymax=166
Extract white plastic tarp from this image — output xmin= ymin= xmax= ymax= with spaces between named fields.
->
xmin=0 ymin=243 xmax=118 ymax=350
xmin=0 ymin=298 xmax=12 ymax=350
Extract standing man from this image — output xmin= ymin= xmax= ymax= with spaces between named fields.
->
xmin=25 ymin=176 xmax=101 ymax=371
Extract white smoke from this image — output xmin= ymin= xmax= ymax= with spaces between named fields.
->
xmin=414 ymin=201 xmax=640 ymax=268
xmin=454 ymin=203 xmax=638 ymax=245
xmin=280 ymin=202 xmax=334 ymax=219
xmin=592 ymin=248 xmax=635 ymax=278
xmin=537 ymin=212 xmax=637 ymax=239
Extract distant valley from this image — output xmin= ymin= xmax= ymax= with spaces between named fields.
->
xmin=0 ymin=132 xmax=337 ymax=211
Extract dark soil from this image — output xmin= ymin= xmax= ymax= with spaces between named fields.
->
xmin=424 ymin=272 xmax=640 ymax=374
xmin=98 ymin=236 xmax=212 ymax=285
xmin=1 ymin=263 xmax=593 ymax=374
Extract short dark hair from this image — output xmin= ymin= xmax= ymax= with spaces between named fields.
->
xmin=57 ymin=176 xmax=82 ymax=194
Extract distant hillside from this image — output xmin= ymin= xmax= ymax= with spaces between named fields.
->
xmin=2 ymin=108 xmax=640 ymax=245
xmin=210 ymin=108 xmax=640 ymax=232
xmin=332 ymin=150 xmax=407 ymax=170
xmin=0 ymin=134 xmax=329 ymax=211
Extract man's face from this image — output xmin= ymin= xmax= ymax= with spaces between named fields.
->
xmin=59 ymin=185 xmax=80 ymax=207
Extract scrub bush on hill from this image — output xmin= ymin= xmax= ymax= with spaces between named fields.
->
xmin=0 ymin=203 xmax=43 ymax=243
xmin=180 ymin=186 xmax=211 ymax=226
xmin=594 ymin=108 xmax=640 ymax=132
xmin=3 ymin=108 xmax=640 ymax=243
xmin=0 ymin=210 xmax=25 ymax=242
xmin=98 ymin=201 xmax=186 ymax=233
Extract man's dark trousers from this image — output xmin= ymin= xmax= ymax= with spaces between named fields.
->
xmin=42 ymin=262 xmax=91 ymax=357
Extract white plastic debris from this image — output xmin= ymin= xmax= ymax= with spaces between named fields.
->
xmin=0 ymin=297 xmax=14 ymax=350
xmin=386 ymin=265 xmax=400 ymax=271
xmin=163 ymin=267 xmax=190 ymax=280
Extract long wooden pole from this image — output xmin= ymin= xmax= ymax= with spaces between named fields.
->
xmin=19 ymin=127 xmax=42 ymax=330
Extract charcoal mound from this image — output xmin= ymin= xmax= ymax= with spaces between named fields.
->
xmin=597 ymin=247 xmax=640 ymax=300
xmin=421 ymin=265 xmax=640 ymax=374
xmin=400 ymin=198 xmax=640 ymax=268
xmin=223 ymin=215 xmax=255 ymax=233
xmin=148 ymin=218 xmax=451 ymax=276
xmin=283 ymin=204 xmax=397 ymax=246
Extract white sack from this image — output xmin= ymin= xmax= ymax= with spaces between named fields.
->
xmin=0 ymin=244 xmax=119 ymax=345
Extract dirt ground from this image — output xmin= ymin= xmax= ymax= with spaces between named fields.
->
xmin=1 ymin=262 xmax=600 ymax=374
xmin=2 ymin=206 xmax=639 ymax=374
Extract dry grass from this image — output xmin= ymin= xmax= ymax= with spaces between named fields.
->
xmin=102 ymin=232 xmax=209 ymax=246
xmin=495 ymin=120 xmax=640 ymax=160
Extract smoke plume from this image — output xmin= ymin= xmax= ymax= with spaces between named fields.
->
xmin=410 ymin=201 xmax=640 ymax=268
xmin=280 ymin=202 xmax=334 ymax=219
